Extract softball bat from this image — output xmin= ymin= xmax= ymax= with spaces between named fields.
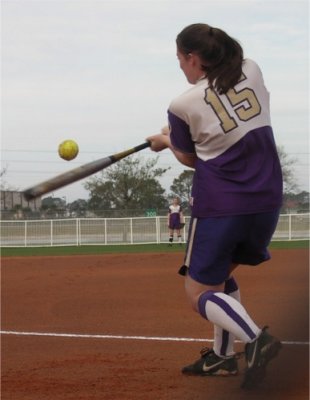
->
xmin=23 ymin=141 xmax=150 ymax=201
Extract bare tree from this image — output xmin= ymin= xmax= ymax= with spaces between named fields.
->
xmin=277 ymin=145 xmax=299 ymax=193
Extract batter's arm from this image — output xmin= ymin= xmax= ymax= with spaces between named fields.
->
xmin=172 ymin=148 xmax=196 ymax=168
xmin=146 ymin=132 xmax=196 ymax=168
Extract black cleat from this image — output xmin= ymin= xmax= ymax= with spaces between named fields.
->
xmin=241 ymin=326 xmax=282 ymax=389
xmin=182 ymin=348 xmax=238 ymax=376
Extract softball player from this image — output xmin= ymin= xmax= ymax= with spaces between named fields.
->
xmin=168 ymin=198 xmax=183 ymax=245
xmin=147 ymin=23 xmax=283 ymax=389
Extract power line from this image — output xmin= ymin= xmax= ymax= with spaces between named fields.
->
xmin=2 ymin=148 xmax=309 ymax=156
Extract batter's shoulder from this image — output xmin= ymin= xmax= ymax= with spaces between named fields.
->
xmin=169 ymin=80 xmax=207 ymax=122
xmin=242 ymin=58 xmax=264 ymax=78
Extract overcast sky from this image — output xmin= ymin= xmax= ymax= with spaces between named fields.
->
xmin=2 ymin=0 xmax=309 ymax=202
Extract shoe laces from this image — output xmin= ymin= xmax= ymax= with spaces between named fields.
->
xmin=200 ymin=347 xmax=214 ymax=357
xmin=200 ymin=346 xmax=244 ymax=360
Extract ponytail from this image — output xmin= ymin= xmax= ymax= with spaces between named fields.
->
xmin=176 ymin=23 xmax=243 ymax=94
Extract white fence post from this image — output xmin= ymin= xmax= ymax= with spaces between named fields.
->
xmin=77 ymin=218 xmax=80 ymax=246
xmin=24 ymin=220 xmax=27 ymax=247
xmin=156 ymin=216 xmax=160 ymax=244
xmin=50 ymin=220 xmax=53 ymax=246
xmin=104 ymin=218 xmax=107 ymax=245
xmin=130 ymin=218 xmax=133 ymax=244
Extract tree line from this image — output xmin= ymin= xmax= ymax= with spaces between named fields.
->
xmin=1 ymin=148 xmax=309 ymax=219
xmin=36 ymin=151 xmax=310 ymax=218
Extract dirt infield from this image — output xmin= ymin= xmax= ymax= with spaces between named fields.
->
xmin=1 ymin=249 xmax=309 ymax=400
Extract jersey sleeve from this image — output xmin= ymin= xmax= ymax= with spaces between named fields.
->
xmin=168 ymin=110 xmax=196 ymax=154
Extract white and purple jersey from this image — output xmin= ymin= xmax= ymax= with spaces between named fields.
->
xmin=168 ymin=59 xmax=283 ymax=217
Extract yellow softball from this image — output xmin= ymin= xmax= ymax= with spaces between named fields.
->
xmin=58 ymin=139 xmax=79 ymax=161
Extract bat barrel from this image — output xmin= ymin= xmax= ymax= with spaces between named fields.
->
xmin=23 ymin=141 xmax=150 ymax=201
xmin=23 ymin=156 xmax=114 ymax=201
xmin=24 ymin=188 xmax=45 ymax=201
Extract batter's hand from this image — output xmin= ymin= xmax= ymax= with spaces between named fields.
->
xmin=146 ymin=133 xmax=170 ymax=152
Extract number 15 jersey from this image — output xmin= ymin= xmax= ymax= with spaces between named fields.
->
xmin=168 ymin=58 xmax=283 ymax=217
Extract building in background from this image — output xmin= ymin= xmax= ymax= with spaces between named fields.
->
xmin=0 ymin=190 xmax=42 ymax=219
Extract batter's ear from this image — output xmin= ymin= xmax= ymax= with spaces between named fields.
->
xmin=189 ymin=52 xmax=202 ymax=68
xmin=185 ymin=53 xmax=194 ymax=64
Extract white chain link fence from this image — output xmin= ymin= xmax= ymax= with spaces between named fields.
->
xmin=0 ymin=213 xmax=309 ymax=247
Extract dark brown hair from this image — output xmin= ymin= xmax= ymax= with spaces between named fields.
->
xmin=176 ymin=23 xmax=243 ymax=94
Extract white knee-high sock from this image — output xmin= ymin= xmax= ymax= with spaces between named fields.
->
xmin=213 ymin=276 xmax=240 ymax=357
xmin=198 ymin=290 xmax=261 ymax=344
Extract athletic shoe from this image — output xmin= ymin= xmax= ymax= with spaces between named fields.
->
xmin=182 ymin=347 xmax=238 ymax=376
xmin=241 ymin=326 xmax=282 ymax=389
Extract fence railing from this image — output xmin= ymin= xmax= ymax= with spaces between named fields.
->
xmin=0 ymin=213 xmax=309 ymax=247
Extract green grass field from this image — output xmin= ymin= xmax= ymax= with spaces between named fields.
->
xmin=1 ymin=240 xmax=309 ymax=257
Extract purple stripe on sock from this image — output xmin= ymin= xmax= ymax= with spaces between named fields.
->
xmin=220 ymin=330 xmax=229 ymax=356
xmin=199 ymin=291 xmax=256 ymax=341
xmin=224 ymin=277 xmax=238 ymax=294
xmin=211 ymin=294 xmax=256 ymax=340
xmin=198 ymin=291 xmax=216 ymax=319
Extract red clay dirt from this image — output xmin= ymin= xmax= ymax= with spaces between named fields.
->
xmin=1 ymin=249 xmax=309 ymax=400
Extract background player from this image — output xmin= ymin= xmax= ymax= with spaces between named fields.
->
xmin=168 ymin=197 xmax=184 ymax=245
xmin=147 ymin=23 xmax=283 ymax=389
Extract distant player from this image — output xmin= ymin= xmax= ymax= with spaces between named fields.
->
xmin=147 ymin=23 xmax=283 ymax=389
xmin=168 ymin=197 xmax=184 ymax=245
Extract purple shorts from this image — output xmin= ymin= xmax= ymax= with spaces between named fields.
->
xmin=169 ymin=213 xmax=181 ymax=230
xmin=180 ymin=211 xmax=280 ymax=285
